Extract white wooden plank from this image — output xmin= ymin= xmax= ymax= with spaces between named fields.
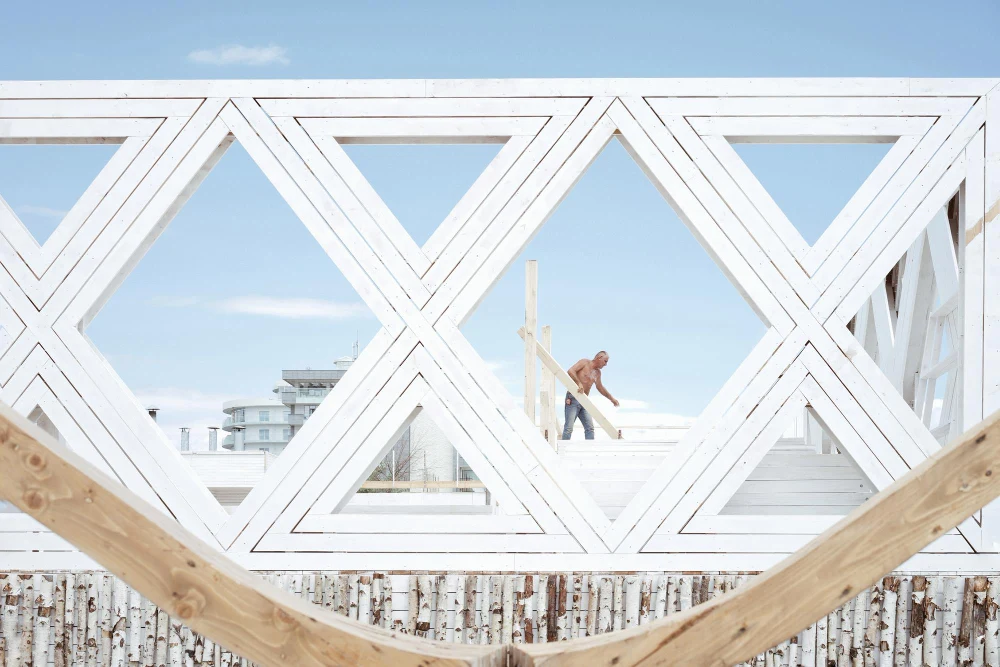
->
xmin=255 ymin=533 xmax=584 ymax=553
xmin=294 ymin=514 xmax=542 ymax=534
xmin=0 ymin=118 xmax=162 ymax=140
xmin=687 ymin=116 xmax=934 ymax=142
xmin=298 ymin=117 xmax=548 ymax=142
xmin=0 ymin=99 xmax=203 ymax=117
xmin=257 ymin=97 xmax=587 ymax=117
xmin=647 ymin=97 xmax=976 ymax=117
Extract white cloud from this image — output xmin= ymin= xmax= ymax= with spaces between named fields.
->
xmin=615 ymin=398 xmax=649 ymax=410
xmin=187 ymin=44 xmax=290 ymax=66
xmin=216 ymin=296 xmax=371 ymax=320
xmin=19 ymin=205 xmax=67 ymax=218
xmin=484 ymin=360 xmax=506 ymax=373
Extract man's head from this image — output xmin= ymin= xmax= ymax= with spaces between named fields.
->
xmin=593 ymin=350 xmax=609 ymax=369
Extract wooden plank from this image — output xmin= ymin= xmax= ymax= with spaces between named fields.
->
xmin=298 ymin=116 xmax=548 ymax=142
xmin=511 ymin=409 xmax=1000 ymax=665
xmin=0 ymin=404 xmax=501 ymax=665
xmin=516 ymin=328 xmax=617 ymax=438
xmin=647 ymin=97 xmax=976 ymax=117
xmin=687 ymin=116 xmax=934 ymax=142
xmin=257 ymin=98 xmax=587 ymax=118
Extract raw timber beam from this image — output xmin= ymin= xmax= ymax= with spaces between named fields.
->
xmin=517 ymin=327 xmax=619 ymax=439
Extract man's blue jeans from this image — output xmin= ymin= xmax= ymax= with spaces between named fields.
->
xmin=562 ymin=392 xmax=595 ymax=440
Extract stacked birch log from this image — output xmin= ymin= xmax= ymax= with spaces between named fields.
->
xmin=1 ymin=571 xmax=998 ymax=666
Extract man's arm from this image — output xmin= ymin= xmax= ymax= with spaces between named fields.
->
xmin=595 ymin=374 xmax=619 ymax=407
xmin=566 ymin=360 xmax=586 ymax=394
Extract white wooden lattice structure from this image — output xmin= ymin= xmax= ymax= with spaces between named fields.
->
xmin=0 ymin=78 xmax=997 ymax=572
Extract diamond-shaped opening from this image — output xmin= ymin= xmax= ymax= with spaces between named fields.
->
xmin=338 ymin=143 xmax=502 ymax=247
xmin=85 ymin=140 xmax=382 ymax=512
xmin=729 ymin=142 xmax=893 ymax=246
xmin=464 ymin=137 xmax=768 ymax=520
xmin=849 ymin=192 xmax=963 ymax=444
xmin=0 ymin=143 xmax=119 ymax=245
xmin=717 ymin=406 xmax=877 ymax=517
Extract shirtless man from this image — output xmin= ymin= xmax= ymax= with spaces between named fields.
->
xmin=562 ymin=351 xmax=618 ymax=440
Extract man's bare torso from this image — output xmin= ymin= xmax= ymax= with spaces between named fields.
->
xmin=570 ymin=359 xmax=600 ymax=394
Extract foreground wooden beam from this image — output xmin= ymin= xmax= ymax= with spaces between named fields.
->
xmin=3 ymin=397 xmax=1000 ymax=666
xmin=510 ymin=409 xmax=1000 ymax=666
xmin=0 ymin=403 xmax=501 ymax=667
xmin=516 ymin=327 xmax=619 ymax=439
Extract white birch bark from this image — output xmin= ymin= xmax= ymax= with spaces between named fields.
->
xmin=586 ymin=576 xmax=598 ymax=637
xmin=32 ymin=575 xmax=52 ymax=667
xmin=453 ymin=576 xmax=466 ymax=644
xmin=679 ymin=576 xmax=692 ymax=613
xmin=909 ymin=576 xmax=927 ymax=665
xmin=2 ymin=573 xmax=21 ymax=667
xmin=154 ymin=609 xmax=168 ymax=667
xmin=665 ymin=576 xmax=676 ymax=617
xmin=653 ymin=576 xmax=666 ymax=621
xmin=99 ymin=574 xmax=112 ymax=666
xmin=623 ymin=576 xmax=640 ymax=630
xmin=893 ymin=577 xmax=909 ymax=667
xmin=434 ymin=575 xmax=448 ymax=642
xmin=638 ymin=577 xmax=651 ymax=627
xmin=348 ymin=575 xmax=359 ymax=621
xmin=986 ymin=576 xmax=1000 ymax=667
xmin=406 ymin=576 xmax=418 ymax=635
xmin=816 ymin=608 xmax=828 ymax=666
xmin=371 ymin=575 xmax=383 ymax=629
xmin=598 ymin=578 xmax=614 ymax=635
xmin=570 ymin=575 xmax=583 ymax=639
xmin=466 ymin=575 xmax=477 ymax=645
xmin=417 ymin=576 xmax=433 ymax=638
xmin=141 ymin=597 xmax=155 ymax=667
xmin=864 ymin=580 xmax=883 ymax=666
xmin=357 ymin=575 xmax=371 ymax=626
xmin=110 ymin=577 xmax=127 ymax=667
xmin=535 ymin=575 xmax=547 ymax=644
xmin=20 ymin=575 xmax=34 ymax=667
xmin=383 ymin=575 xmax=394 ymax=633
xmin=475 ymin=575 xmax=489 ymax=645
xmin=801 ymin=623 xmax=816 ymax=667
xmin=501 ymin=576 xmax=514 ymax=644
xmin=127 ymin=585 xmax=141 ymax=665
xmin=511 ymin=576 xmax=532 ymax=644
xmin=922 ymin=577 xmax=939 ymax=667
xmin=612 ymin=576 xmax=624 ymax=632
xmin=489 ymin=576 xmax=502 ymax=645
xmin=882 ymin=577 xmax=900 ymax=667
xmin=838 ymin=596 xmax=853 ymax=667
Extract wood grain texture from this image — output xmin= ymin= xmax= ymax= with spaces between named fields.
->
xmin=512 ymin=410 xmax=1000 ymax=666
xmin=0 ymin=403 xmax=500 ymax=667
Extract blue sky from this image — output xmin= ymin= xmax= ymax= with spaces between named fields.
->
xmin=1 ymin=0 xmax=997 ymax=448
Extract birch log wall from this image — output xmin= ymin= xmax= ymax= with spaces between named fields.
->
xmin=0 ymin=78 xmax=998 ymax=574
xmin=5 ymin=571 xmax=1000 ymax=667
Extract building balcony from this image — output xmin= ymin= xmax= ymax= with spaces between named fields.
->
xmin=281 ymin=369 xmax=347 ymax=385
xmin=222 ymin=434 xmax=235 ymax=449
xmin=287 ymin=413 xmax=304 ymax=426
xmin=222 ymin=416 xmax=234 ymax=430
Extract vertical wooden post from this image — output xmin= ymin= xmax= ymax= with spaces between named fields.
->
xmin=570 ymin=575 xmax=583 ymax=639
xmin=540 ymin=325 xmax=556 ymax=447
xmin=524 ymin=259 xmax=538 ymax=424
xmin=586 ymin=577 xmax=598 ymax=637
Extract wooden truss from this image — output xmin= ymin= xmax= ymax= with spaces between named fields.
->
xmin=2 ymin=387 xmax=1000 ymax=665
xmin=0 ymin=79 xmax=997 ymax=571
